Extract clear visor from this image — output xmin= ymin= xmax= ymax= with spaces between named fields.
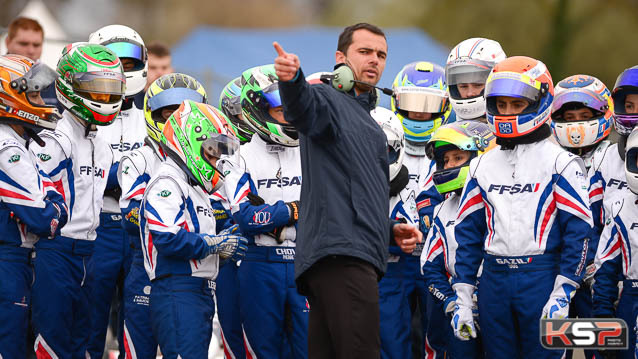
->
xmin=552 ymin=90 xmax=607 ymax=121
xmin=72 ymin=71 xmax=126 ymax=104
xmin=221 ymin=96 xmax=242 ymax=117
xmin=613 ymin=88 xmax=638 ymax=115
xmin=394 ymin=86 xmax=448 ymax=113
xmin=104 ymin=41 xmax=146 ymax=71
xmin=261 ymin=82 xmax=282 ymax=108
xmin=15 ymin=62 xmax=58 ymax=94
xmin=485 ymin=72 xmax=542 ymax=103
xmin=202 ymin=133 xmax=241 ymax=168
xmin=445 ymin=58 xmax=493 ymax=86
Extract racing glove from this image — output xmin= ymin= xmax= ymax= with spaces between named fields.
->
xmin=541 ymin=275 xmax=578 ymax=319
xmin=286 ymin=201 xmax=299 ymax=225
xmin=443 ymin=294 xmax=457 ymax=318
xmin=203 ymin=224 xmax=248 ymax=262
xmin=451 ymin=283 xmax=478 ymax=341
xmin=583 ymin=261 xmax=596 ymax=288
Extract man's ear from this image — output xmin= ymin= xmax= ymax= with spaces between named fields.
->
xmin=335 ymin=50 xmax=346 ymax=64
xmin=4 ymin=36 xmax=10 ymax=48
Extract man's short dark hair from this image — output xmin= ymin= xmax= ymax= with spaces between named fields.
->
xmin=337 ymin=23 xmax=386 ymax=54
xmin=147 ymin=41 xmax=171 ymax=57
xmin=7 ymin=17 xmax=43 ymax=40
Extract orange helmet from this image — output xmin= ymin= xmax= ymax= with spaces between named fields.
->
xmin=0 ymin=54 xmax=61 ymax=131
xmin=485 ymin=56 xmax=554 ymax=138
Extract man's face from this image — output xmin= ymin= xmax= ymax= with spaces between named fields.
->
xmin=146 ymin=54 xmax=173 ymax=89
xmin=495 ymin=96 xmax=530 ymax=115
xmin=6 ymin=29 xmax=43 ymax=61
xmin=457 ymin=83 xmax=485 ymax=99
xmin=443 ymin=149 xmax=471 ymax=169
xmin=336 ymin=29 xmax=387 ymax=91
xmin=625 ymin=94 xmax=638 ymax=114
xmin=268 ymin=106 xmax=288 ymax=124
xmin=563 ymin=108 xmax=594 ymax=122
xmin=408 ymin=111 xmax=432 ymax=121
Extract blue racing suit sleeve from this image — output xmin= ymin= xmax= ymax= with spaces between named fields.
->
xmin=452 ymin=176 xmax=487 ymax=285
xmin=592 ymin=204 xmax=623 ymax=317
xmin=233 ymin=200 xmax=292 ymax=236
xmin=278 ymin=68 xmax=339 ymax=142
xmin=422 ymin=219 xmax=455 ymax=306
xmin=107 ymin=162 xmax=119 ymax=190
xmin=143 ymin=177 xmax=212 ymax=260
xmin=553 ymin=161 xmax=593 ymax=283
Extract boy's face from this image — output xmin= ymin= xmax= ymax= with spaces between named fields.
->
xmin=495 ymin=96 xmax=530 ymax=115
xmin=268 ymin=106 xmax=288 ymax=124
xmin=563 ymin=108 xmax=594 ymax=122
xmin=408 ymin=111 xmax=432 ymax=121
xmin=443 ymin=148 xmax=471 ymax=169
xmin=457 ymin=83 xmax=485 ymax=99
xmin=625 ymin=94 xmax=638 ymax=114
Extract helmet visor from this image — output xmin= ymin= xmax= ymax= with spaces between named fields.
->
xmin=394 ymin=87 xmax=448 ymax=113
xmin=552 ymin=90 xmax=607 ymax=121
xmin=485 ymin=71 xmax=543 ymax=103
xmin=148 ymin=88 xmax=206 ymax=111
xmin=445 ymin=58 xmax=493 ymax=86
xmin=261 ymin=82 xmax=282 ymax=108
xmin=221 ymin=96 xmax=242 ymax=117
xmin=72 ymin=71 xmax=126 ymax=104
xmin=17 ymin=62 xmax=58 ymax=95
xmin=202 ymin=133 xmax=240 ymax=168
xmin=104 ymin=41 xmax=146 ymax=70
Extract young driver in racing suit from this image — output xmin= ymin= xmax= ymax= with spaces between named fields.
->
xmin=86 ymin=25 xmax=149 ymax=357
xmin=421 ymin=120 xmax=495 ymax=359
xmin=593 ymin=128 xmax=638 ymax=359
xmin=370 ymin=106 xmax=419 ymax=359
xmin=550 ymin=74 xmax=615 ymax=359
xmin=220 ymin=64 xmax=307 ymax=358
xmin=140 ymin=100 xmax=247 ymax=358
xmin=0 ymin=54 xmax=68 ymax=359
xmin=30 ymin=43 xmax=124 ymax=357
xmin=390 ymin=61 xmax=452 ymax=357
xmin=118 ymin=73 xmax=208 ymax=358
xmin=450 ymin=56 xmax=593 ymax=358
xmin=216 ymin=76 xmax=250 ymax=359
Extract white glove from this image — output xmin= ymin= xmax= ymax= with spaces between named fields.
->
xmin=541 ymin=275 xmax=578 ymax=319
xmin=202 ymin=225 xmax=248 ymax=261
xmin=451 ymin=283 xmax=478 ymax=341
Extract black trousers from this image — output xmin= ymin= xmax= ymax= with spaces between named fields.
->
xmin=303 ymin=255 xmax=380 ymax=359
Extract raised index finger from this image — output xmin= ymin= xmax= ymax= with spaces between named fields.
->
xmin=273 ymin=42 xmax=287 ymax=57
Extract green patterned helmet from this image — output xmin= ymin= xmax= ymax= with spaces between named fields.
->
xmin=144 ymin=73 xmax=208 ymax=144
xmin=160 ymin=100 xmax=240 ymax=194
xmin=219 ymin=76 xmax=253 ymax=143
xmin=240 ymin=64 xmax=298 ymax=146
xmin=55 ymin=42 xmax=126 ymax=126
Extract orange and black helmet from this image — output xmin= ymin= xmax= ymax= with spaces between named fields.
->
xmin=0 ymin=54 xmax=60 ymax=131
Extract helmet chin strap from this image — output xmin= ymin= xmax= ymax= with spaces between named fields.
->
xmin=23 ymin=127 xmax=45 ymax=147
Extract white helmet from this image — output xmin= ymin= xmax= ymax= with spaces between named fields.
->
xmin=89 ymin=25 xmax=147 ymax=97
xmin=445 ymin=38 xmax=506 ymax=120
xmin=625 ymin=127 xmax=638 ymax=194
xmin=371 ymin=107 xmax=405 ymax=181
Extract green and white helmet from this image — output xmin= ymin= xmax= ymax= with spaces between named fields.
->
xmin=55 ymin=42 xmax=126 ymax=126
xmin=219 ymin=76 xmax=253 ymax=143
xmin=240 ymin=64 xmax=298 ymax=146
xmin=160 ymin=100 xmax=240 ymax=194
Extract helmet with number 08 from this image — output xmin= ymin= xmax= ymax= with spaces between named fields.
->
xmin=89 ymin=24 xmax=147 ymax=97
xmin=240 ymin=64 xmax=298 ymax=146
xmin=370 ymin=107 xmax=405 ymax=181
xmin=219 ymin=76 xmax=253 ymax=143
xmin=612 ymin=65 xmax=638 ymax=135
xmin=550 ymin=75 xmax=613 ymax=154
xmin=485 ymin=56 xmax=554 ymax=138
xmin=425 ymin=121 xmax=496 ymax=194
xmin=0 ymin=54 xmax=60 ymax=131
xmin=160 ymin=100 xmax=239 ymax=194
xmin=56 ymin=42 xmax=126 ymax=126
xmin=391 ymin=61 xmax=452 ymax=145
xmin=446 ymin=38 xmax=506 ymax=120
xmin=144 ymin=73 xmax=207 ymax=144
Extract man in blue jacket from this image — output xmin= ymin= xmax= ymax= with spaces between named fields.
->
xmin=274 ymin=22 xmax=422 ymax=359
